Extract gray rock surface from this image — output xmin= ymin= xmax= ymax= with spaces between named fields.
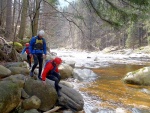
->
xmin=24 ymin=78 xmax=58 ymax=111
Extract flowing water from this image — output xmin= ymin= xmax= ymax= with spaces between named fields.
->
xmin=79 ymin=64 xmax=150 ymax=113
xmin=53 ymin=49 xmax=150 ymax=113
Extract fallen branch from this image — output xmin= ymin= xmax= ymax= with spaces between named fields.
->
xmin=43 ymin=106 xmax=61 ymax=113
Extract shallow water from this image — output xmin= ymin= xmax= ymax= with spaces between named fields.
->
xmin=80 ymin=64 xmax=150 ymax=113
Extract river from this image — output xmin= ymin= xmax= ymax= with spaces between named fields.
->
xmin=82 ymin=64 xmax=150 ymax=113
xmin=52 ymin=49 xmax=150 ymax=113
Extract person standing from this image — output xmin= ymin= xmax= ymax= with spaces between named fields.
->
xmin=29 ymin=30 xmax=47 ymax=79
xmin=41 ymin=57 xmax=62 ymax=96
xmin=21 ymin=43 xmax=31 ymax=68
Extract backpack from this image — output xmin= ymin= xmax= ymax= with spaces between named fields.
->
xmin=33 ymin=36 xmax=44 ymax=50
xmin=44 ymin=60 xmax=56 ymax=74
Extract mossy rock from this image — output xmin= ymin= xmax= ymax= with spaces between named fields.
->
xmin=8 ymin=42 xmax=23 ymax=52
xmin=19 ymin=38 xmax=30 ymax=46
xmin=0 ymin=81 xmax=21 ymax=113
xmin=123 ymin=67 xmax=150 ymax=85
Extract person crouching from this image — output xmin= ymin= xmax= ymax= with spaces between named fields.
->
xmin=41 ymin=57 xmax=62 ymax=96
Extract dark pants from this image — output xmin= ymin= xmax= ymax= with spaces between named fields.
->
xmin=31 ymin=54 xmax=43 ymax=77
xmin=46 ymin=72 xmax=61 ymax=92
xmin=27 ymin=54 xmax=31 ymax=67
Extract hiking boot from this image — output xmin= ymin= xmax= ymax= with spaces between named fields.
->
xmin=30 ymin=71 xmax=34 ymax=77
xmin=58 ymin=85 xmax=62 ymax=90
xmin=57 ymin=91 xmax=61 ymax=97
xmin=38 ymin=76 xmax=42 ymax=80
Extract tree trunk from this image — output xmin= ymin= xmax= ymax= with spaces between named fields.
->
xmin=33 ymin=0 xmax=40 ymax=36
xmin=0 ymin=0 xmax=7 ymax=27
xmin=5 ymin=0 xmax=12 ymax=39
xmin=18 ymin=0 xmax=28 ymax=39
xmin=12 ymin=0 xmax=16 ymax=33
xmin=0 ymin=0 xmax=2 ymax=26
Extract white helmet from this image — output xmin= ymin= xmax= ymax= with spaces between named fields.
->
xmin=38 ymin=30 xmax=45 ymax=36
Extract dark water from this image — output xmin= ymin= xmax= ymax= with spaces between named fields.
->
xmin=80 ymin=64 xmax=150 ymax=113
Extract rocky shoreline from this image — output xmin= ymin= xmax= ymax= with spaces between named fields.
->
xmin=0 ymin=61 xmax=85 ymax=113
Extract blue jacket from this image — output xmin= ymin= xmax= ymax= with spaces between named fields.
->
xmin=29 ymin=36 xmax=47 ymax=54
xmin=21 ymin=47 xmax=26 ymax=54
xmin=21 ymin=46 xmax=30 ymax=54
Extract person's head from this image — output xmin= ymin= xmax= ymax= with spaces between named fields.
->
xmin=53 ymin=57 xmax=62 ymax=66
xmin=38 ymin=30 xmax=45 ymax=38
xmin=25 ymin=43 xmax=29 ymax=47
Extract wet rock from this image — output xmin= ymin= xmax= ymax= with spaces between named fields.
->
xmin=0 ymin=65 xmax=11 ymax=78
xmin=123 ymin=66 xmax=150 ymax=85
xmin=58 ymin=84 xmax=84 ymax=111
xmin=73 ymin=68 xmax=97 ymax=81
xmin=47 ymin=80 xmax=84 ymax=112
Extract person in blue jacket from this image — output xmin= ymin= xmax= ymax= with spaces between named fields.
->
xmin=21 ymin=43 xmax=31 ymax=68
xmin=29 ymin=30 xmax=47 ymax=79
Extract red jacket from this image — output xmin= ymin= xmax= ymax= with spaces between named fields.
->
xmin=41 ymin=60 xmax=59 ymax=81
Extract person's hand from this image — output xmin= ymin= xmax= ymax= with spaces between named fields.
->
xmin=43 ymin=54 xmax=46 ymax=59
xmin=42 ymin=81 xmax=46 ymax=85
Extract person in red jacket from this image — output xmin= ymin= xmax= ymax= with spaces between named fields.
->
xmin=21 ymin=43 xmax=31 ymax=68
xmin=41 ymin=57 xmax=62 ymax=96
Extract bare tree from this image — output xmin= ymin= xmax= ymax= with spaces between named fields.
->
xmin=18 ymin=0 xmax=28 ymax=39
xmin=5 ymin=0 xmax=12 ymax=39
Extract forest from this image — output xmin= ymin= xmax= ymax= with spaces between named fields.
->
xmin=0 ymin=0 xmax=150 ymax=52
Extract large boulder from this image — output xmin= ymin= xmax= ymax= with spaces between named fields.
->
xmin=58 ymin=84 xmax=84 ymax=112
xmin=73 ymin=68 xmax=97 ymax=81
xmin=0 ymin=65 xmax=11 ymax=78
xmin=24 ymin=78 xmax=57 ymax=111
xmin=59 ymin=63 xmax=73 ymax=79
xmin=0 ymin=81 xmax=22 ymax=113
xmin=123 ymin=67 xmax=150 ymax=85
xmin=8 ymin=67 xmax=29 ymax=75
